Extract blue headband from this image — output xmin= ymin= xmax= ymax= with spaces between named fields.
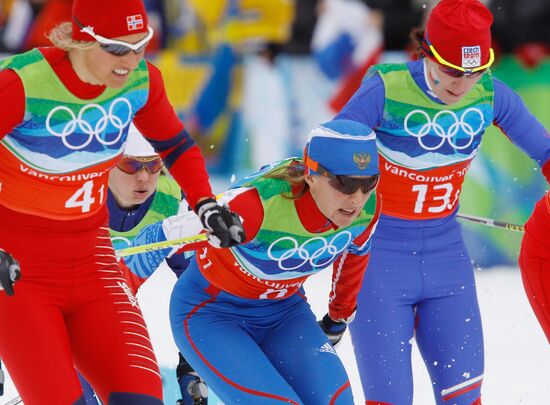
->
xmin=304 ymin=119 xmax=379 ymax=176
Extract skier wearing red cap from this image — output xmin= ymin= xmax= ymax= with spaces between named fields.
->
xmin=333 ymin=0 xmax=550 ymax=404
xmin=0 ymin=0 xmax=244 ymax=404
xmin=519 ymin=192 xmax=550 ymax=344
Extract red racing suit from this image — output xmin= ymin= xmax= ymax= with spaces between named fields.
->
xmin=519 ymin=191 xmax=550 ymax=344
xmin=0 ymin=47 xmax=213 ymax=404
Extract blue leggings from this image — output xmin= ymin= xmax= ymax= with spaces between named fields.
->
xmin=170 ymin=263 xmax=353 ymax=405
xmin=350 ymin=214 xmax=483 ymax=405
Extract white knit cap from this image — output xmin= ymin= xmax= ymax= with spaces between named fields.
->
xmin=123 ymin=124 xmax=157 ymax=157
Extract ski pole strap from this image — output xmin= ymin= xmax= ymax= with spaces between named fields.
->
xmin=457 ymin=213 xmax=525 ymax=233
xmin=116 ymin=233 xmax=208 ymax=258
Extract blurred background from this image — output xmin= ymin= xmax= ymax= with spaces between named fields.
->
xmin=0 ymin=0 xmax=548 ymax=266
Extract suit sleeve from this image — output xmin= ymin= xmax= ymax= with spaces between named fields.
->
xmin=493 ymin=78 xmax=550 ymax=183
xmin=0 ymin=69 xmax=25 ymax=139
xmin=334 ymin=70 xmax=385 ymax=128
xmin=119 ymin=187 xmax=264 ymax=284
xmin=133 ymin=62 xmax=214 ymax=208
xmin=328 ymin=252 xmax=371 ymax=321
xmin=328 ymin=193 xmax=381 ymax=320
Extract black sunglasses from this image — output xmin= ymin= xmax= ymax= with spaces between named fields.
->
xmin=316 ymin=163 xmax=379 ymax=195
xmin=99 ymin=41 xmax=149 ymax=57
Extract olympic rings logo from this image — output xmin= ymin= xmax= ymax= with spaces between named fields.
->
xmin=111 ymin=236 xmax=131 ymax=249
xmin=46 ymin=97 xmax=133 ymax=150
xmin=463 ymin=59 xmax=479 ymax=67
xmin=404 ymin=108 xmax=484 ymax=151
xmin=267 ymin=231 xmax=352 ymax=271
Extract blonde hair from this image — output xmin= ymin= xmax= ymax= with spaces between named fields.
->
xmin=47 ymin=22 xmax=96 ymax=51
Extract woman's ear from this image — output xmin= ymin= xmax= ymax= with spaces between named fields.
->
xmin=304 ymin=174 xmax=315 ymax=188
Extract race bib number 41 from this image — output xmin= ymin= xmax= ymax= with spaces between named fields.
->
xmin=0 ymin=151 xmax=113 ymax=220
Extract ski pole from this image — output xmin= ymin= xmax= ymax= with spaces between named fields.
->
xmin=116 ymin=213 xmax=524 ymax=257
xmin=116 ymin=233 xmax=207 ymax=258
xmin=3 ymin=396 xmax=23 ymax=405
xmin=457 ymin=213 xmax=525 ymax=233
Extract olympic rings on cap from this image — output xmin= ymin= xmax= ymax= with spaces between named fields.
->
xmin=46 ymin=97 xmax=133 ymax=150
xmin=404 ymin=108 xmax=484 ymax=151
xmin=267 ymin=231 xmax=353 ymax=271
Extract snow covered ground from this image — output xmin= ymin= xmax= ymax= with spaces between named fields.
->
xmin=2 ymin=266 xmax=549 ymax=404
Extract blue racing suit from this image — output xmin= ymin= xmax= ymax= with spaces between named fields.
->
xmin=336 ymin=59 xmax=550 ymax=405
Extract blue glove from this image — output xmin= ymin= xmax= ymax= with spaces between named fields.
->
xmin=0 ymin=249 xmax=21 ymax=296
xmin=196 ymin=198 xmax=245 ymax=248
xmin=318 ymin=314 xmax=347 ymax=346
xmin=123 ymin=222 xmax=171 ymax=279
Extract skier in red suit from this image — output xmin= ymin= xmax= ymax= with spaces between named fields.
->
xmin=519 ymin=191 xmax=550 ymax=344
xmin=0 ymin=0 xmax=243 ymax=404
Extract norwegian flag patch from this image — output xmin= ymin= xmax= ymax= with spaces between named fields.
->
xmin=126 ymin=14 xmax=144 ymax=31
xmin=462 ymin=46 xmax=481 ymax=68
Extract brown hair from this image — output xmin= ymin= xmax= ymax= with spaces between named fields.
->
xmin=265 ymin=160 xmax=309 ymax=200
xmin=410 ymin=27 xmax=434 ymax=60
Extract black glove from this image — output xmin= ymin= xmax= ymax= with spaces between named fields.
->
xmin=196 ymin=198 xmax=245 ymax=248
xmin=0 ymin=249 xmax=21 ymax=296
xmin=318 ymin=314 xmax=347 ymax=347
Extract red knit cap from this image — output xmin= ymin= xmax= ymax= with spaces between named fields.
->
xmin=72 ymin=0 xmax=149 ymax=41
xmin=425 ymin=0 xmax=493 ymax=69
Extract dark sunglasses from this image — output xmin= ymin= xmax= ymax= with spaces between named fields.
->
xmin=438 ymin=65 xmax=486 ymax=79
xmin=99 ymin=39 xmax=150 ymax=57
xmin=316 ymin=164 xmax=379 ymax=195
xmin=74 ymin=17 xmax=154 ymax=56
xmin=117 ymin=157 xmax=163 ymax=175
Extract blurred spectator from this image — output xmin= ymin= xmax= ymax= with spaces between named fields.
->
xmin=24 ymin=0 xmax=71 ymax=49
xmin=168 ymin=0 xmax=295 ymax=172
xmin=362 ymin=0 xmax=425 ymax=52
xmin=1 ymin=0 xmax=33 ymax=52
xmin=489 ymin=0 xmax=550 ymax=68
xmin=312 ymin=0 xmax=382 ymax=80
xmin=311 ymin=0 xmax=383 ymax=112
xmin=0 ymin=0 xmax=14 ymax=29
xmin=245 ymin=0 xmax=337 ymax=162
xmin=1 ymin=0 xmax=72 ymax=52
xmin=265 ymin=0 xmax=318 ymax=58
xmin=0 ymin=0 xmax=170 ymax=53
xmin=142 ymin=0 xmax=169 ymax=51
xmin=319 ymin=0 xmax=430 ymax=113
